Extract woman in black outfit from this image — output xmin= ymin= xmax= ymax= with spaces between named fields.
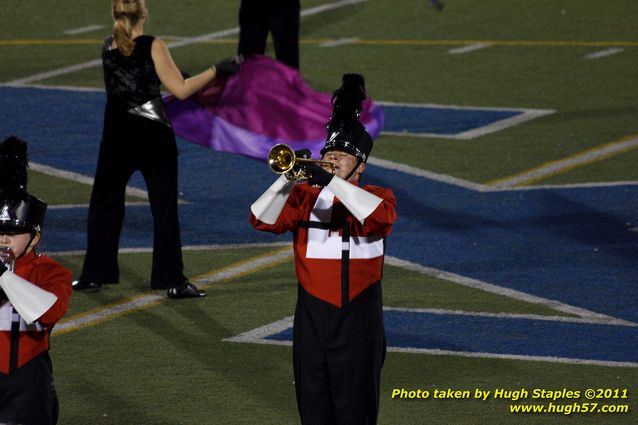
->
xmin=73 ymin=0 xmax=239 ymax=298
xmin=238 ymin=0 xmax=300 ymax=69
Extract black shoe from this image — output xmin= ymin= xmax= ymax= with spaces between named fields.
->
xmin=72 ymin=280 xmax=102 ymax=292
xmin=166 ymin=282 xmax=206 ymax=299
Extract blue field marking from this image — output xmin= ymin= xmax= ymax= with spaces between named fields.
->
xmin=2 ymin=86 xmax=637 ymax=363
xmin=242 ymin=309 xmax=638 ymax=366
xmin=378 ymin=101 xmax=554 ymax=139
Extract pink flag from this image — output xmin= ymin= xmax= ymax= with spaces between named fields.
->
xmin=164 ymin=55 xmax=384 ymax=160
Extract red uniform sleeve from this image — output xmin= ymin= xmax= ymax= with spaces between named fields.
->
xmin=250 ymin=184 xmax=311 ymax=234
xmin=30 ymin=257 xmax=73 ymax=328
xmin=360 ymin=185 xmax=397 ymax=237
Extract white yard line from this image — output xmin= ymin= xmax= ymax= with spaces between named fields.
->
xmin=386 ymin=347 xmax=638 ymax=368
xmin=31 ymin=161 xmax=149 ymax=200
xmin=384 ymin=306 xmax=636 ymax=327
xmin=6 ymin=59 xmax=104 ymax=86
xmin=319 ymin=37 xmax=359 ymax=48
xmin=452 ymin=109 xmax=554 ymax=140
xmin=63 ymin=25 xmax=104 ymax=35
xmin=585 ymin=48 xmax=624 ymax=60
xmin=367 ymin=156 xmax=486 ymax=191
xmin=223 ymin=316 xmax=294 ymax=344
xmin=301 ymin=0 xmax=366 ymax=17
xmin=448 ymin=43 xmax=490 ymax=54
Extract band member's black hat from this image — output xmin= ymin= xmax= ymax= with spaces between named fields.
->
xmin=0 ymin=136 xmax=47 ymax=235
xmin=320 ymin=74 xmax=374 ymax=163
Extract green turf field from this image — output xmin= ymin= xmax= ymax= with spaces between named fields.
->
xmin=2 ymin=0 xmax=637 ymax=424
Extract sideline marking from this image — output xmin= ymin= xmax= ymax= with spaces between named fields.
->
xmin=53 ymin=245 xmax=293 ymax=335
xmin=3 ymin=0 xmax=367 ymax=86
xmin=486 ymin=135 xmax=638 ymax=188
xmin=585 ymin=48 xmax=624 ymax=59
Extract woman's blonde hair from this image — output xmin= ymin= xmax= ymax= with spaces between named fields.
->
xmin=112 ymin=0 xmax=147 ymax=56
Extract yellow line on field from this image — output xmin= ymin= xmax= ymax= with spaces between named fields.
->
xmin=53 ymin=245 xmax=293 ymax=336
xmin=52 ymin=295 xmax=166 ymax=336
xmin=0 ymin=39 xmax=104 ymax=46
xmin=348 ymin=39 xmax=638 ymax=47
xmin=192 ymin=245 xmax=292 ymax=287
xmin=2 ymin=38 xmax=637 ymax=47
xmin=0 ymin=38 xmax=235 ymax=46
xmin=486 ymin=134 xmax=638 ymax=188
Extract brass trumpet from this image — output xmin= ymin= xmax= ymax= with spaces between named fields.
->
xmin=268 ymin=144 xmax=336 ymax=181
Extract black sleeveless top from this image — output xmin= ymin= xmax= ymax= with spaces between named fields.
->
xmin=100 ymin=34 xmax=177 ymax=158
xmin=102 ymin=35 xmax=161 ymax=108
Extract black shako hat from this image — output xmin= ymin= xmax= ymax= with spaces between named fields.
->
xmin=0 ymin=136 xmax=47 ymax=235
xmin=320 ymin=74 xmax=373 ymax=162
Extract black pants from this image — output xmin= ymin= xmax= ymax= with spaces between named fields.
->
xmin=238 ymin=0 xmax=300 ymax=69
xmin=80 ymin=129 xmax=185 ymax=289
xmin=0 ymin=353 xmax=58 ymax=425
xmin=293 ymin=284 xmax=386 ymax=425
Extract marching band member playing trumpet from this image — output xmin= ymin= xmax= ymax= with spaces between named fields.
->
xmin=0 ymin=137 xmax=72 ymax=425
xmin=250 ymin=74 xmax=397 ymax=425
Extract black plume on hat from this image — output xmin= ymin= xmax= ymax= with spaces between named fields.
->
xmin=0 ymin=136 xmax=47 ymax=234
xmin=321 ymin=74 xmax=373 ymax=162
xmin=0 ymin=136 xmax=29 ymax=201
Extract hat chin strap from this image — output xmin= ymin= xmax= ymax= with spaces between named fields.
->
xmin=16 ymin=232 xmax=37 ymax=259
xmin=344 ymin=158 xmax=363 ymax=182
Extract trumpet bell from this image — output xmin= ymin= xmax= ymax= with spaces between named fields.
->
xmin=268 ymin=144 xmax=296 ymax=174
xmin=267 ymin=143 xmax=336 ymax=181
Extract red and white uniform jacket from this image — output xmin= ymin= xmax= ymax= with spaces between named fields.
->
xmin=0 ymin=251 xmax=72 ymax=375
xmin=251 ymin=180 xmax=397 ymax=307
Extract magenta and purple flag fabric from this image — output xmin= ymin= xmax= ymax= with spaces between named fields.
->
xmin=163 ymin=55 xmax=384 ymax=160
